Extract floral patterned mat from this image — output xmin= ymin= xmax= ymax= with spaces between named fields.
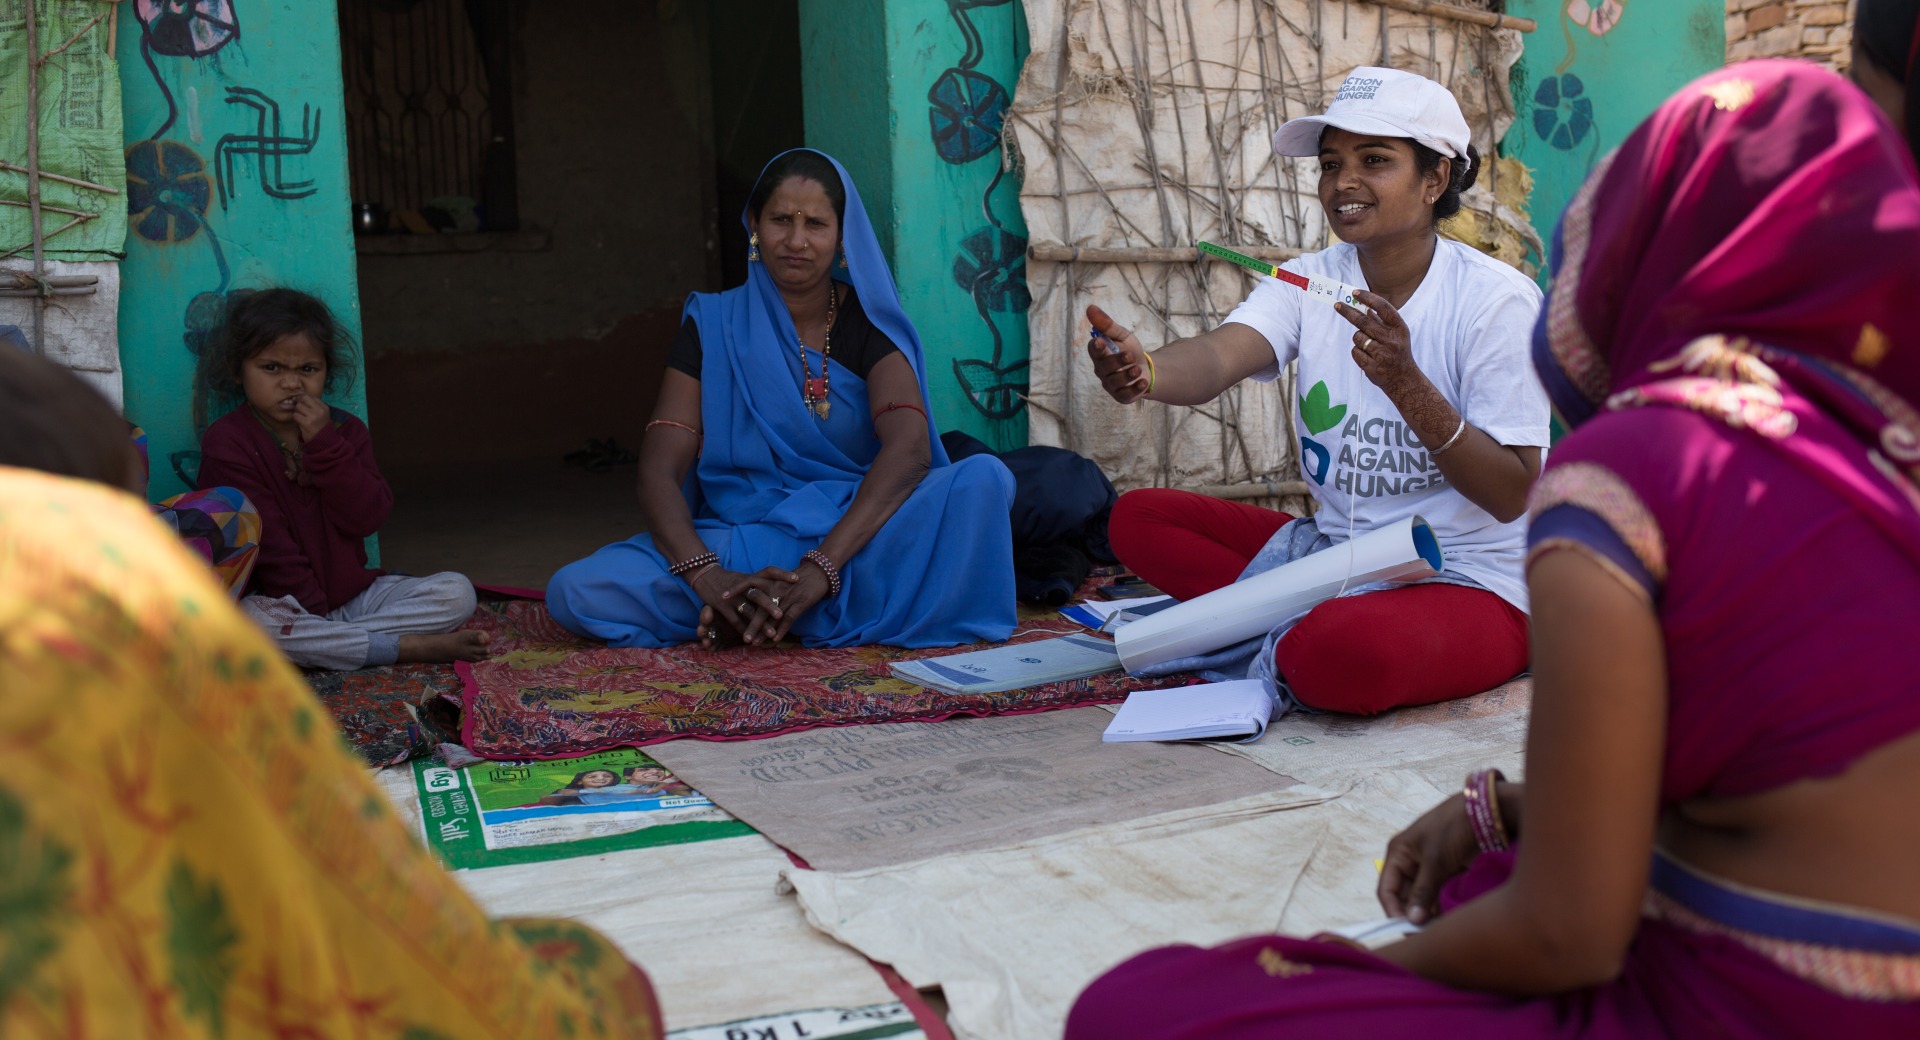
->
xmin=456 ymin=599 xmax=1182 ymax=761
xmin=304 ymin=661 xmax=463 ymax=767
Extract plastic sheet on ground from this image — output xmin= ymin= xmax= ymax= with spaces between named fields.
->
xmin=376 ymin=768 xmax=899 ymax=1032
xmin=785 ymin=776 xmax=1446 ymax=1040
xmin=1220 ymin=676 xmax=1530 ymax=787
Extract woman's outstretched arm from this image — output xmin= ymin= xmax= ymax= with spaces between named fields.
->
xmin=1372 ymin=547 xmax=1668 ymax=994
xmin=1085 ymin=304 xmax=1278 ymax=407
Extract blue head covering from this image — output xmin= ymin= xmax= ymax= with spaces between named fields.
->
xmin=685 ymin=148 xmax=952 ymax=528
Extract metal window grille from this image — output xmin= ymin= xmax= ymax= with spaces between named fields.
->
xmin=339 ymin=0 xmax=515 ymax=230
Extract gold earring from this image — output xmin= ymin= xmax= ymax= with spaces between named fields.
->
xmin=838 ymin=253 xmax=848 ymax=269
xmin=748 ymin=233 xmax=761 ymax=262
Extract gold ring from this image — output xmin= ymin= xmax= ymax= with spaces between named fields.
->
xmin=1359 ymin=335 xmax=1373 ymax=351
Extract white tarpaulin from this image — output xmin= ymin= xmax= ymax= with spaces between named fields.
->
xmin=1010 ymin=0 xmax=1530 ymax=495
xmin=1220 ymin=675 xmax=1531 ymax=787
xmin=785 ymin=775 xmax=1450 ymax=1040
xmin=375 ymin=768 xmax=901 ymax=1032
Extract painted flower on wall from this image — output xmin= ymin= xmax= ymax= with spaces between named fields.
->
xmin=136 ymin=0 xmax=240 ymax=59
xmin=952 ymin=227 xmax=1031 ymax=313
xmin=1533 ymin=74 xmax=1596 ymax=151
xmin=127 ymin=139 xmax=213 ymax=243
xmin=1566 ymin=0 xmax=1625 ymax=35
xmin=929 ymin=69 xmax=1011 ymax=166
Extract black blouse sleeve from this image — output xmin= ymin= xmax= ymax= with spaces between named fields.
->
xmin=666 ymin=317 xmax=702 ymax=379
xmin=834 ymin=288 xmax=902 ymax=380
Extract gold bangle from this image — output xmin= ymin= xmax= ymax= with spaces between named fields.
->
xmin=1142 ymin=352 xmax=1158 ymax=397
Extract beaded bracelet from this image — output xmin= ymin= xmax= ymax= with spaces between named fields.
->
xmin=802 ymin=548 xmax=843 ymax=598
xmin=1427 ymin=417 xmax=1469 ymax=457
xmin=1462 ymin=767 xmax=1510 ymax=853
xmin=667 ymin=550 xmax=718 ymax=577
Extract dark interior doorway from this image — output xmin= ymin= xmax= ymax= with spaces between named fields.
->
xmin=709 ymin=0 xmax=806 ymax=290
xmin=340 ymin=0 xmax=806 ymax=586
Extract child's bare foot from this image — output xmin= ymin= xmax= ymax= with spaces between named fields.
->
xmin=397 ymin=630 xmax=491 ymax=664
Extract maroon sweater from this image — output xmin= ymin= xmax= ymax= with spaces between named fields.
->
xmin=199 ymin=407 xmax=393 ymax=615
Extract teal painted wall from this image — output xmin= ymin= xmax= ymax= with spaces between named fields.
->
xmin=117 ymin=0 xmax=364 ymax=502
xmin=800 ymin=0 xmax=1031 ymax=449
xmin=1502 ymin=1 xmax=1725 ymax=279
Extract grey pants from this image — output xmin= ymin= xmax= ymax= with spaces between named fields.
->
xmin=242 ymin=572 xmax=477 ymax=670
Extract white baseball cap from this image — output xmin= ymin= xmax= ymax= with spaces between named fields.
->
xmin=1272 ymin=67 xmax=1472 ymax=172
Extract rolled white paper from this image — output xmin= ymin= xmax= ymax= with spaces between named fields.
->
xmin=1115 ymin=515 xmax=1443 ymax=672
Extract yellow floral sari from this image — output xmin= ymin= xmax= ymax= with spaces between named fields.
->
xmin=0 ymin=466 xmax=661 ymax=1038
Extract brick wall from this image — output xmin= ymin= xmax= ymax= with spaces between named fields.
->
xmin=1726 ymin=0 xmax=1853 ymax=68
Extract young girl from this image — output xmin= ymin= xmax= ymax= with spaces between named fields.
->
xmin=196 ymin=288 xmax=488 ymax=670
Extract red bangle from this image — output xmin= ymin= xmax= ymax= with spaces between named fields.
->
xmin=1463 ymin=768 xmax=1510 ymax=853
xmin=873 ymin=401 xmax=927 ymax=422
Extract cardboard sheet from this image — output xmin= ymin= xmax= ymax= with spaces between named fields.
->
xmin=647 ymin=706 xmax=1317 ymax=872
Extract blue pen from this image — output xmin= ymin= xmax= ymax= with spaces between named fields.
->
xmin=1090 ymin=327 xmax=1122 ymax=356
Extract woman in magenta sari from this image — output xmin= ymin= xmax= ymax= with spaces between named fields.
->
xmin=1067 ymin=61 xmax=1920 ymax=1038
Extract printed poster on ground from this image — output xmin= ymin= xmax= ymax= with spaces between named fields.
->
xmin=413 ymin=747 xmax=752 ymax=869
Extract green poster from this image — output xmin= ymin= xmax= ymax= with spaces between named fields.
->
xmin=413 ymin=748 xmax=753 ymax=870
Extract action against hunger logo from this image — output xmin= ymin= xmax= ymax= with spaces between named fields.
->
xmin=1335 ymin=77 xmax=1382 ymax=102
xmin=1298 ymin=380 xmax=1449 ymax=496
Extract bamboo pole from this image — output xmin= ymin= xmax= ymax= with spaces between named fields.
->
xmin=1172 ymin=481 xmax=1312 ymax=500
xmin=1029 ymin=243 xmax=1306 ymax=264
xmin=1351 ymin=0 xmax=1536 ymax=33
xmin=25 ymin=0 xmax=45 ymax=355
xmin=0 ymin=160 xmax=120 ymax=195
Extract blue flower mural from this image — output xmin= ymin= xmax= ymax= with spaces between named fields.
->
xmin=127 ymin=139 xmax=213 ymax=243
xmin=952 ymin=228 xmax=1031 ymax=313
xmin=1533 ymin=73 xmax=1595 ymax=151
xmin=930 ymin=0 xmax=1027 ymax=422
xmin=930 ymin=69 xmax=1011 ymax=165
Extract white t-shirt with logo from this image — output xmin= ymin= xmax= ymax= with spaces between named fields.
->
xmin=1222 ymin=238 xmax=1548 ymax=612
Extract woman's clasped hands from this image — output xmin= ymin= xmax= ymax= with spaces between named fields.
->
xmin=692 ymin=562 xmax=832 ymax=650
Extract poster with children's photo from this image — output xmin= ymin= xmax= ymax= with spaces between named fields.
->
xmin=413 ymin=748 xmax=753 ymax=869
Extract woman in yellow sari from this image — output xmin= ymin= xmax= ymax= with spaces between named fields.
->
xmin=0 ymin=351 xmax=661 ymax=1037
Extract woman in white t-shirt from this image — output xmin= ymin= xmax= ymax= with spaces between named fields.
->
xmin=1087 ymin=67 xmax=1549 ymax=715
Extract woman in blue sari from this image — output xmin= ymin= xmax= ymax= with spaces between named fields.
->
xmin=548 ymin=150 xmax=1016 ymax=649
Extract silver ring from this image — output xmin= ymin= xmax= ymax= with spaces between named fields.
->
xmin=770 ymin=595 xmax=782 ymax=607
xmin=735 ymin=601 xmax=748 ymax=614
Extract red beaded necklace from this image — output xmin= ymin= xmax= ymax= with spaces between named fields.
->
xmin=798 ymin=286 xmax=838 ymax=420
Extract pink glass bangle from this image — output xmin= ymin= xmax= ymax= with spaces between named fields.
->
xmin=1463 ymin=767 xmax=1510 ymax=853
xmin=668 ymin=550 xmax=718 ymax=577
xmin=802 ymin=548 xmax=842 ymax=597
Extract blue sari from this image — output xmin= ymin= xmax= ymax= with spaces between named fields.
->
xmin=548 ymin=150 xmax=1016 ymax=648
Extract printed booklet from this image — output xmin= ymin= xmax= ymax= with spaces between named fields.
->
xmin=1102 ymin=679 xmax=1275 ymax=743
xmin=888 ymin=633 xmax=1122 ymax=695
xmin=412 ymin=747 xmax=752 ymax=869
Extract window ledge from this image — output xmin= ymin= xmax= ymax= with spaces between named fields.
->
xmin=355 ymin=229 xmax=551 ymax=256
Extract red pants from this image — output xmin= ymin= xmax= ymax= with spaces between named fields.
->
xmin=1108 ymin=489 xmax=1529 ymax=715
